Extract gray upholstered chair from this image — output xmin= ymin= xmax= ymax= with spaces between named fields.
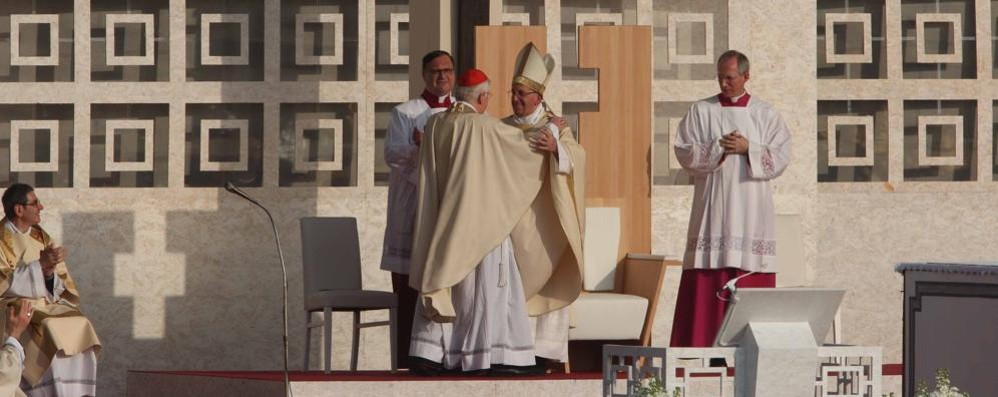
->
xmin=300 ymin=217 xmax=398 ymax=373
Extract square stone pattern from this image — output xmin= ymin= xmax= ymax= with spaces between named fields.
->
xmin=388 ymin=13 xmax=408 ymax=65
xmin=295 ymin=13 xmax=344 ymax=66
xmin=200 ymin=119 xmax=249 ymax=171
xmin=294 ymin=118 xmax=343 ymax=172
xmin=824 ymin=13 xmax=872 ymax=64
xmin=669 ymin=13 xmax=714 ymax=64
xmin=826 ymin=115 xmax=875 ymax=167
xmin=9 ymin=120 xmax=59 ymax=172
xmin=915 ymin=13 xmax=962 ymax=64
xmin=201 ymin=13 xmax=249 ymax=66
xmin=917 ymin=115 xmax=963 ymax=166
xmin=10 ymin=14 xmax=60 ymax=66
xmin=106 ymin=13 xmax=155 ymax=66
xmin=501 ymin=12 xmax=530 ymax=26
xmin=105 ymin=119 xmax=155 ymax=172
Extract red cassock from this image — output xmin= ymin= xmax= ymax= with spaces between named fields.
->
xmin=669 ymin=268 xmax=775 ymax=347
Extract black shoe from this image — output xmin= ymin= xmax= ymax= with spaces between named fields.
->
xmin=408 ymin=356 xmax=443 ymax=376
xmin=489 ymin=363 xmax=545 ymax=377
xmin=708 ymin=358 xmax=728 ymax=368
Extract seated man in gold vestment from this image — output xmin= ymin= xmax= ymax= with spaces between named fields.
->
xmin=0 ymin=184 xmax=100 ymax=396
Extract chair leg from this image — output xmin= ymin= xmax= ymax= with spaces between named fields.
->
xmin=323 ymin=308 xmax=332 ymax=374
xmin=303 ymin=311 xmax=311 ymax=371
xmin=351 ymin=311 xmax=360 ymax=371
xmin=389 ymin=307 xmax=398 ymax=373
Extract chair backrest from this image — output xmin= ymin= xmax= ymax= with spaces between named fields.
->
xmin=583 ymin=207 xmax=621 ymax=291
xmin=775 ymin=213 xmax=806 ymax=287
xmin=300 ymin=217 xmax=363 ymax=300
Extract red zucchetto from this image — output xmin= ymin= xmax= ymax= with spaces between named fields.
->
xmin=457 ymin=68 xmax=489 ymax=87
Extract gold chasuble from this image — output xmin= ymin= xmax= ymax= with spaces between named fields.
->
xmin=0 ymin=219 xmax=101 ymax=386
xmin=410 ymin=103 xmax=586 ymax=322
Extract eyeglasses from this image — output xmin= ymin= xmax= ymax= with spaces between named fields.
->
xmin=425 ymin=68 xmax=454 ymax=77
xmin=21 ymin=200 xmax=41 ymax=208
xmin=508 ymin=89 xmax=540 ymax=99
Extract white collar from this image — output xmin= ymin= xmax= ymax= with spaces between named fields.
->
xmin=727 ymin=91 xmax=748 ymax=102
xmin=5 ymin=221 xmax=30 ymax=235
xmin=511 ymin=104 xmax=545 ymax=126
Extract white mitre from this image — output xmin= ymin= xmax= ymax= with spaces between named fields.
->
xmin=512 ymin=42 xmax=555 ymax=94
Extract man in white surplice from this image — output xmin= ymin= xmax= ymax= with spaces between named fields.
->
xmin=670 ymin=50 xmax=793 ymax=348
xmin=381 ymin=50 xmax=455 ymax=369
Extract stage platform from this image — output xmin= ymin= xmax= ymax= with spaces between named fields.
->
xmin=126 ymin=370 xmax=606 ymax=397
xmin=127 ymin=365 xmax=904 ymax=396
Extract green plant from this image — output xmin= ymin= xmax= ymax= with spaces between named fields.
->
xmin=915 ymin=368 xmax=970 ymax=397
xmin=632 ymin=376 xmax=666 ymax=397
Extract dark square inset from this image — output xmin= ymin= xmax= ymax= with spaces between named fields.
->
xmin=18 ymin=129 xmax=52 ymax=163
xmin=304 ymin=22 xmax=336 ymax=57
xmin=923 ymin=21 xmax=955 ymax=55
xmin=832 ymin=22 xmax=866 ymax=55
xmin=113 ymin=128 xmax=146 ymax=162
xmin=835 ymin=124 xmax=867 ymax=158
xmin=207 ymin=128 xmax=242 ymax=162
xmin=675 ymin=22 xmax=708 ymax=56
xmin=925 ymin=124 xmax=957 ymax=157
xmin=303 ymin=128 xmax=336 ymax=162
xmin=19 ymin=23 xmax=52 ymax=57
xmin=208 ymin=22 xmax=242 ymax=57
xmin=113 ymin=23 xmax=148 ymax=57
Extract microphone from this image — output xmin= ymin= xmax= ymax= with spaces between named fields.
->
xmin=224 ymin=182 xmax=292 ymax=397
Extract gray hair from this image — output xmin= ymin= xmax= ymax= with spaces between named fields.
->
xmin=454 ymin=80 xmax=490 ymax=103
xmin=717 ymin=50 xmax=749 ymax=75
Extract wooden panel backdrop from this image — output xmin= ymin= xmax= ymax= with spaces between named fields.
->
xmin=578 ymin=26 xmax=653 ymax=261
xmin=473 ymin=26 xmax=546 ymax=119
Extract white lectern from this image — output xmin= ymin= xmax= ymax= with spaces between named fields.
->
xmin=714 ymin=288 xmax=845 ymax=397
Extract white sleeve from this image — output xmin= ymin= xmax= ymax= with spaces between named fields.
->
xmin=50 ymin=274 xmax=65 ymax=302
xmin=674 ymin=106 xmax=726 ymax=176
xmin=746 ymin=111 xmax=793 ymax=180
xmin=2 ymin=261 xmax=48 ymax=299
xmin=546 ymin=122 xmax=573 ymax=175
xmin=384 ymin=107 xmax=419 ymax=186
xmin=3 ymin=337 xmax=24 ymax=368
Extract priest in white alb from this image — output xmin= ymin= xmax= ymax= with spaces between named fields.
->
xmin=408 ymin=69 xmax=585 ymax=376
xmin=0 ymin=184 xmax=101 ymax=396
xmin=670 ymin=50 xmax=793 ymax=348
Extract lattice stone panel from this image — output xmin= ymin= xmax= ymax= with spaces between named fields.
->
xmin=603 ymin=344 xmax=668 ymax=397
xmin=663 ymin=346 xmax=882 ymax=396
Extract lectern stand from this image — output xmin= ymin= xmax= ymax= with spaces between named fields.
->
xmin=714 ymin=288 xmax=845 ymax=397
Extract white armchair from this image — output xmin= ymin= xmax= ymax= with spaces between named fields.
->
xmin=568 ymin=207 xmax=680 ymax=347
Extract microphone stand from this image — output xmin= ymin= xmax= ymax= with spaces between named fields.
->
xmin=224 ymin=182 xmax=291 ymax=397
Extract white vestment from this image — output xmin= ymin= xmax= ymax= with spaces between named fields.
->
xmin=1 ymin=338 xmax=26 ymax=397
xmin=505 ymin=105 xmax=573 ymax=363
xmin=409 ymin=236 xmax=535 ymax=370
xmin=674 ymin=93 xmax=792 ymax=273
xmin=381 ymin=95 xmax=451 ymax=274
xmin=20 ymin=350 xmax=97 ymax=397
xmin=408 ymin=102 xmax=539 ymax=370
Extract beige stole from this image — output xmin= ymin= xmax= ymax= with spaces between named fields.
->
xmin=0 ymin=219 xmax=101 ymax=386
xmin=410 ymin=103 xmax=586 ymax=321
